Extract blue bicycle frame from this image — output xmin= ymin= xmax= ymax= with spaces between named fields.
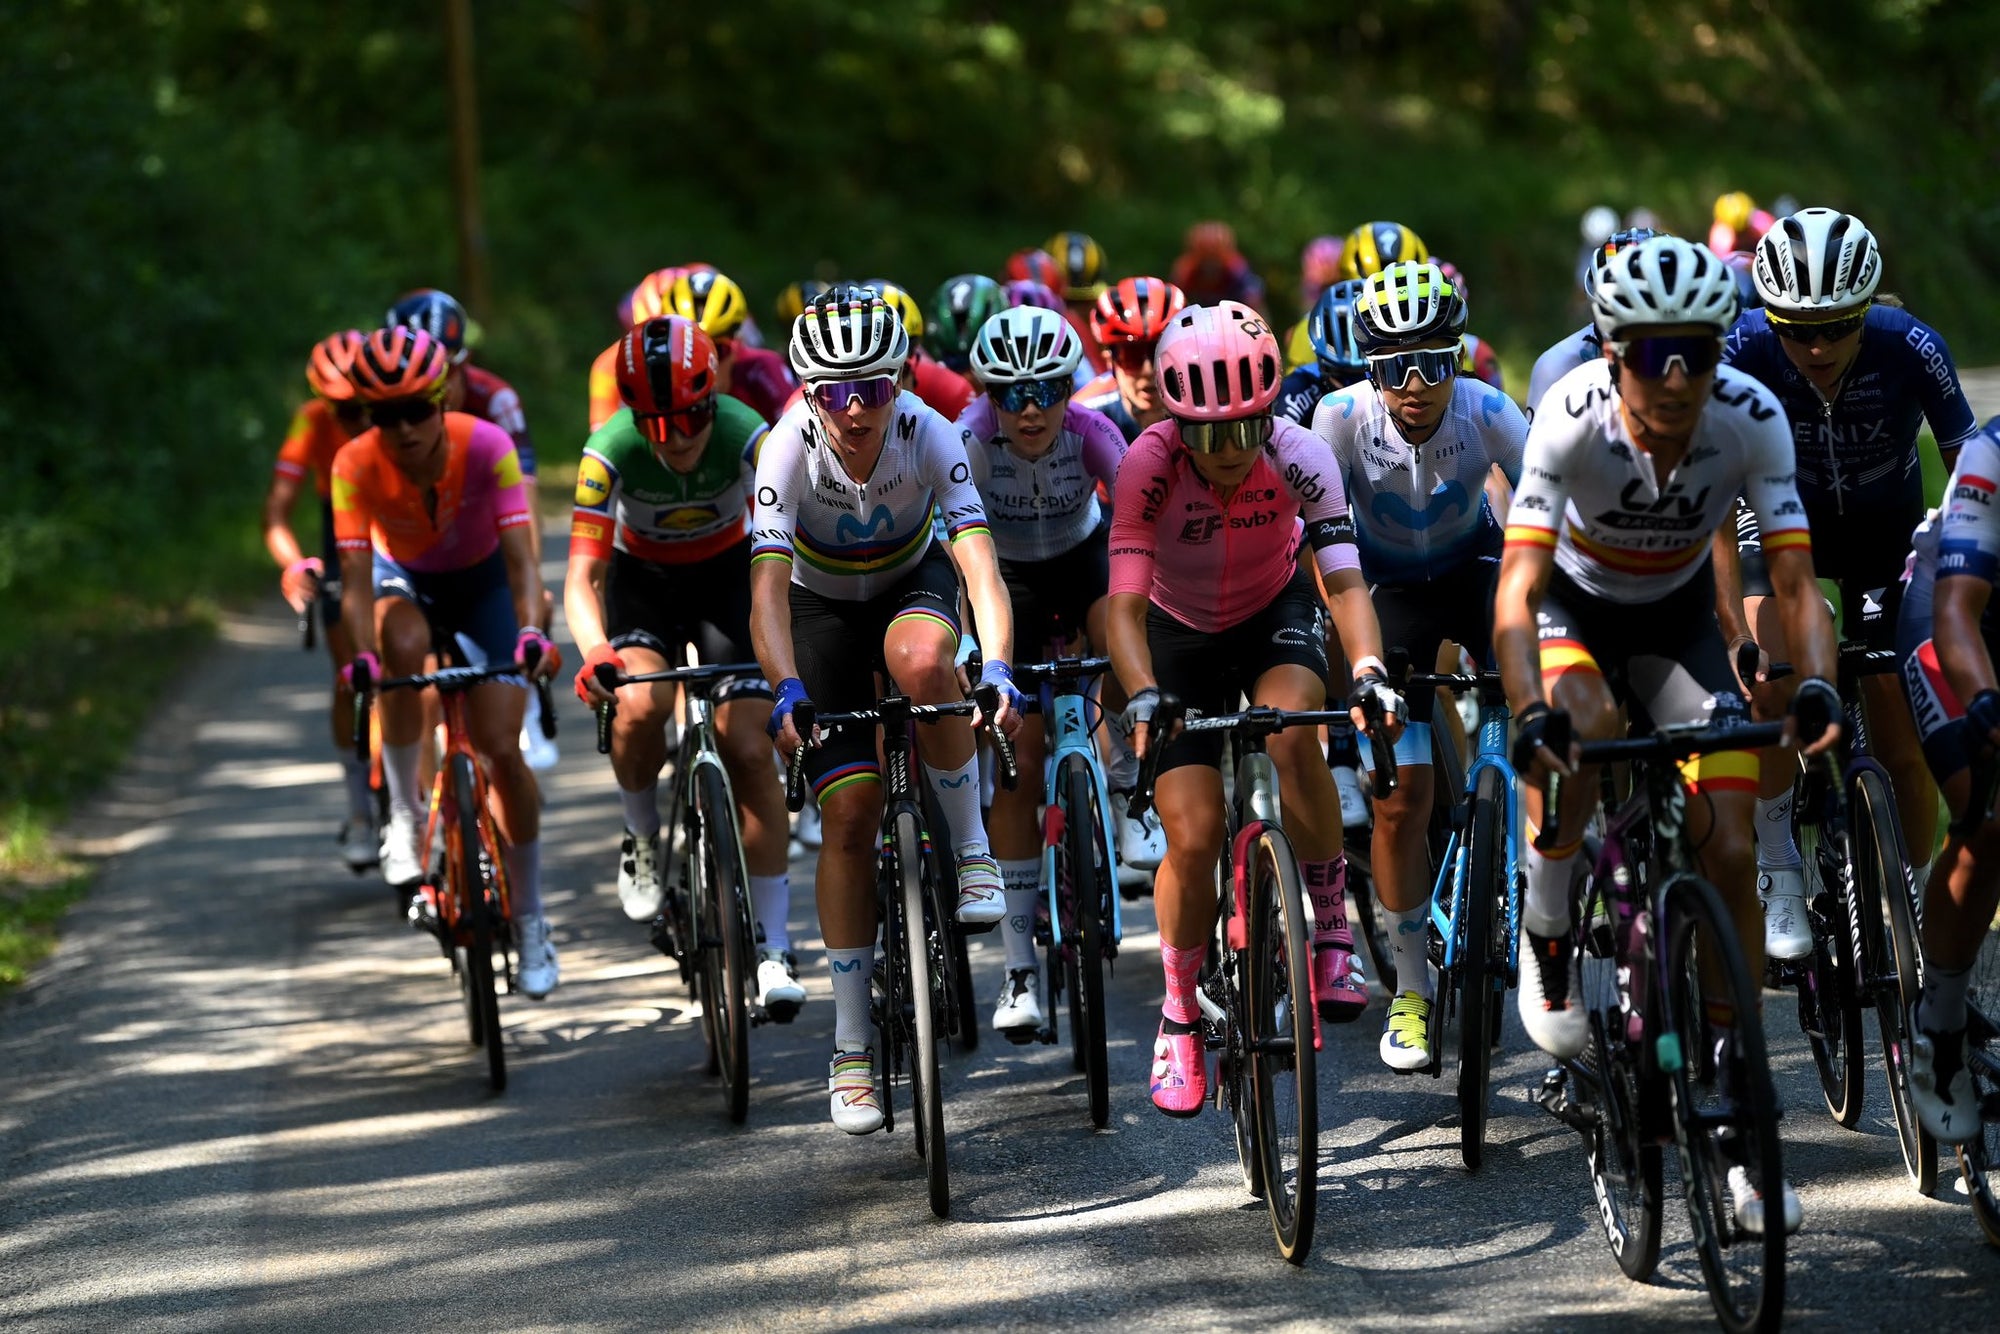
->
xmin=1427 ymin=690 xmax=1522 ymax=987
xmin=1037 ymin=677 xmax=1124 ymax=952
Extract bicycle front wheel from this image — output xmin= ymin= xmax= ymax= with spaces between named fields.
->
xmin=1854 ymin=768 xmax=1936 ymax=1194
xmin=896 ymin=809 xmax=949 ymax=1218
xmin=1663 ymin=874 xmax=1783 ymax=1334
xmin=696 ymin=766 xmax=752 ymax=1124
xmin=1061 ymin=756 xmax=1111 ymax=1129
xmin=1795 ymin=790 xmax=1864 ymax=1129
xmin=452 ymin=754 xmax=504 ymax=1093
xmin=1247 ymin=827 xmax=1317 ymax=1264
xmin=1455 ymin=765 xmax=1504 ymax=1171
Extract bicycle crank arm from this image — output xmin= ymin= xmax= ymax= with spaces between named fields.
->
xmin=1194 ymin=986 xmax=1228 ymax=1028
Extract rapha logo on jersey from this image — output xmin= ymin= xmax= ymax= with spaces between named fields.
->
xmin=1285 ymin=462 xmax=1326 ymax=503
xmin=1711 ymin=382 xmax=1778 ymax=421
xmin=1371 ymin=481 xmax=1470 ymax=531
xmin=835 ymin=505 xmax=896 ymax=543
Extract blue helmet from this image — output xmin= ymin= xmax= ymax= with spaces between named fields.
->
xmin=1306 ymin=279 xmax=1369 ymax=379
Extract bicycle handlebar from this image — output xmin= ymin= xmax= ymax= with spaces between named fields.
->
xmin=299 ymin=568 xmax=319 ymax=652
xmin=1536 ymin=717 xmax=1782 ymax=854
xmin=350 ymin=646 xmax=557 ymax=761
xmin=781 ymin=690 xmax=1020 ymax=813
xmin=591 ymin=661 xmax=764 ymax=756
xmin=1012 ymin=656 xmax=1113 ymax=684
xmin=1128 ymin=697 xmax=1357 ymax=818
xmin=1356 ymin=690 xmax=1398 ymax=801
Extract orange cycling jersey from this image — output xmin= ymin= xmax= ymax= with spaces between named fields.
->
xmin=332 ymin=413 xmax=531 ymax=573
xmin=273 ymin=398 xmax=349 ymax=499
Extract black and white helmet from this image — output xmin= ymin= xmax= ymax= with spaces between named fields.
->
xmin=968 ymin=307 xmax=1082 ymax=384
xmin=1753 ymin=208 xmax=1882 ymax=315
xmin=1590 ymin=235 xmax=1739 ymax=338
xmin=1352 ymin=261 xmax=1469 ymax=355
xmin=788 ymin=288 xmax=909 ymax=384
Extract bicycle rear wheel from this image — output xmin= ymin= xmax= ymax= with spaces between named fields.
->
xmin=1854 ymin=769 xmax=1936 ymax=1194
xmin=1455 ymin=766 xmax=1504 ymax=1171
xmin=896 ymin=809 xmax=949 ymax=1218
xmin=696 ymin=766 xmax=752 ymax=1124
xmin=1961 ymin=961 xmax=2000 ymax=1247
xmin=1247 ymin=826 xmax=1317 ymax=1264
xmin=1572 ymin=861 xmax=1663 ymax=1279
xmin=452 ymin=755 xmax=505 ymax=1093
xmin=1795 ymin=796 xmax=1864 ymax=1128
xmin=1059 ymin=756 xmax=1112 ymax=1129
xmin=1662 ymin=874 xmax=1784 ymax=1334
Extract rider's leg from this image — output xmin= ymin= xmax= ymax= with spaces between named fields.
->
xmin=986 ymin=721 xmax=1048 ymax=976
xmin=1866 ymin=670 xmax=1939 ymax=884
xmin=1747 ymin=594 xmax=1810 ymax=958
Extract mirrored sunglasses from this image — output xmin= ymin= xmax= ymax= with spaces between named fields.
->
xmin=1609 ymin=334 xmax=1722 ymax=379
xmin=1767 ymin=305 xmax=1869 ymax=346
xmin=988 ymin=377 xmax=1070 ymax=414
xmin=809 ymin=375 xmax=898 ymax=412
xmin=1176 ymin=413 xmax=1274 ymax=454
xmin=1366 ymin=347 xmax=1459 ymax=390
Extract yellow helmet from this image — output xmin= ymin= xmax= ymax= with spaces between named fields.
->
xmin=1337 ymin=221 xmax=1430 ymax=282
xmin=1283 ymin=319 xmax=1316 ymax=373
xmin=666 ymin=269 xmax=751 ymax=340
xmin=774 ymin=279 xmax=830 ymax=326
xmin=1713 ymin=190 xmax=1755 ymax=233
xmin=1044 ymin=230 xmax=1107 ymax=302
xmin=868 ymin=281 xmax=926 ymax=341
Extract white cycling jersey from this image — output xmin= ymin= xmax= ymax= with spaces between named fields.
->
xmin=1505 ymin=359 xmax=1812 ymax=603
xmin=751 ymin=393 xmax=989 ymax=600
xmin=1525 ymin=323 xmax=1601 ymax=420
xmin=1310 ymin=376 xmax=1526 ymax=584
xmin=957 ymin=397 xmax=1126 ymax=563
xmin=1914 ymin=418 xmax=2000 ymax=584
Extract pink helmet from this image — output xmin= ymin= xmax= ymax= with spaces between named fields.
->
xmin=1003 ymin=279 xmax=1064 ymax=312
xmin=1154 ymin=301 xmax=1282 ymax=420
xmin=1300 ymin=235 xmax=1344 ymax=293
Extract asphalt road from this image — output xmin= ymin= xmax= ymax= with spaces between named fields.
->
xmin=4 ymin=534 xmax=1999 ymax=1334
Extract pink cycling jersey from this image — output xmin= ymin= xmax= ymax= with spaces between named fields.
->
xmin=1109 ymin=417 xmax=1360 ymax=632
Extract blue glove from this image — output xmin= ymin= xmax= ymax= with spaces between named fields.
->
xmin=769 ymin=676 xmax=810 ymax=738
xmin=979 ymin=659 xmax=1026 ymax=719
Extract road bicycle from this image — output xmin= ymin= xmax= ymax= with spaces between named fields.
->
xmin=1131 ymin=695 xmax=1377 ymax=1264
xmin=1533 ymin=716 xmax=1789 ymax=1333
xmin=785 ymin=685 xmax=1015 ymax=1219
xmin=1743 ymin=634 xmax=1933 ymax=1193
xmin=594 ymin=659 xmax=769 ymax=1124
xmin=1936 ymin=749 xmax=2000 ymax=1245
xmin=1013 ymin=654 xmax=1124 ymax=1129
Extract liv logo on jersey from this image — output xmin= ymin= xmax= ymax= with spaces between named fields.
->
xmin=1371 ymin=480 xmax=1470 ymax=531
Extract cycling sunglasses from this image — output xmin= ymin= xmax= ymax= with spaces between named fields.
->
xmin=809 ymin=375 xmax=898 ymax=412
xmin=1609 ymin=334 xmax=1722 ymax=379
xmin=988 ymin=377 xmax=1070 ymax=414
xmin=1767 ymin=303 xmax=1870 ymax=346
xmin=1105 ymin=340 xmax=1159 ymax=373
xmin=1366 ymin=347 xmax=1459 ymax=390
xmin=1176 ymin=412 xmax=1273 ymax=454
xmin=369 ymin=397 xmax=441 ymax=428
xmin=332 ymin=400 xmax=371 ymax=427
xmin=635 ymin=396 xmax=718 ymax=444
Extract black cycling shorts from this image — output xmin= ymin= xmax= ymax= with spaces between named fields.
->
xmin=1147 ymin=566 xmax=1330 ymax=774
xmin=1372 ymin=555 xmax=1495 ymax=725
xmin=1736 ymin=500 xmax=1917 ymax=649
xmin=791 ymin=544 xmax=963 ymax=803
xmin=999 ymin=519 xmax=1109 ymax=656
xmin=605 ymin=540 xmax=759 ymax=668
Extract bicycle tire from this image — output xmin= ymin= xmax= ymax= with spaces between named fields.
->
xmin=1208 ymin=914 xmax=1265 ymax=1200
xmin=1662 ymin=874 xmax=1784 ymax=1334
xmin=896 ymin=808 xmax=950 ymax=1218
xmin=1854 ymin=769 xmax=1937 ymax=1195
xmin=1248 ymin=826 xmax=1318 ymax=1264
xmin=1573 ymin=862 xmax=1663 ymax=1279
xmin=453 ymin=755 xmax=505 ymax=1093
xmin=1456 ymin=765 xmax=1503 ymax=1171
xmin=1961 ymin=982 xmax=2000 ymax=1247
xmin=1794 ymin=791 xmax=1865 ymax=1129
xmin=1062 ymin=756 xmax=1111 ymax=1129
xmin=696 ymin=765 xmax=752 ymax=1125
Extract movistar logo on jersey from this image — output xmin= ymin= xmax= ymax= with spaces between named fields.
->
xmin=1371 ymin=481 xmax=1470 ymax=531
xmin=835 ymin=504 xmax=897 ymax=544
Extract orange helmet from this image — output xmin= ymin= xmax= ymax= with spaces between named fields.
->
xmin=350 ymin=327 xmax=450 ymax=402
xmin=1186 ymin=221 xmax=1238 ymax=259
xmin=306 ymin=330 xmax=365 ymax=401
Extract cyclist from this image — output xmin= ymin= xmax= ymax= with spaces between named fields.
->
xmin=563 ymin=317 xmax=804 ymax=1017
xmin=1003 ymin=246 xmax=1064 ymax=291
xmin=1311 ymin=261 xmax=1526 ymax=1069
xmin=924 ymin=273 xmax=1009 ymax=378
xmin=751 ymin=289 xmax=1023 ymax=1134
xmin=387 ymin=287 xmax=559 ymax=769
xmin=1076 ymin=276 xmax=1187 ymax=443
xmin=332 ymin=327 xmax=564 ymax=998
xmin=666 ymin=269 xmax=795 ymax=423
xmin=1298 ymin=233 xmax=1345 ymax=310
xmin=1109 ymin=300 xmax=1404 ymax=1115
xmin=1525 ymin=227 xmax=1660 ymax=419
xmin=1170 ymin=221 xmax=1266 ymax=311
xmin=1337 ymin=220 xmax=1428 ymax=283
xmin=1044 ymin=229 xmax=1109 ymax=367
xmin=590 ymin=266 xmax=698 ymax=430
xmin=265 ymin=330 xmax=379 ymax=869
xmin=1275 ymin=278 xmax=1369 ymax=426
xmin=872 ymin=281 xmax=976 ymax=418
xmin=1897 ymin=418 xmax=2000 ymax=1143
xmin=1708 ymin=190 xmax=1774 ymax=260
xmin=958 ymin=306 xmax=1132 ymax=1034
xmin=1497 ymin=237 xmax=1839 ymax=1235
xmin=775 ymin=279 xmax=831 ymax=330
xmin=1720 ymin=208 xmax=1976 ymax=960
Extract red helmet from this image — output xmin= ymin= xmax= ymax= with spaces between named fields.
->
xmin=1186 ymin=221 xmax=1238 ymax=259
xmin=1002 ymin=247 xmax=1063 ymax=291
xmin=614 ymin=317 xmax=719 ymax=444
xmin=306 ymin=330 xmax=366 ymax=401
xmin=350 ymin=327 xmax=450 ymax=402
xmin=1090 ymin=276 xmax=1187 ymax=347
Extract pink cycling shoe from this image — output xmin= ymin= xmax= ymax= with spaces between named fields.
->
xmin=1314 ymin=942 xmax=1369 ymax=1022
xmin=1150 ymin=1019 xmax=1208 ymax=1117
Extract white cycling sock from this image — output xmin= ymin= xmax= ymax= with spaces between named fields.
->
xmin=1384 ymin=904 xmax=1435 ymax=1000
xmin=1523 ymin=823 xmax=1580 ymax=937
xmin=1754 ymin=791 xmax=1802 ymax=871
xmin=923 ymin=755 xmax=986 ymax=855
xmin=504 ymin=838 xmax=542 ymax=918
xmin=1919 ymin=961 xmax=1973 ymax=1033
xmin=1000 ymin=859 xmax=1040 ymax=971
xmin=339 ymin=753 xmax=374 ymax=822
xmin=620 ymin=783 xmax=661 ymax=839
xmin=750 ymin=873 xmax=790 ymax=952
xmin=382 ymin=741 xmax=423 ymax=828
xmin=827 ymin=945 xmax=876 ymax=1050
xmin=1106 ymin=725 xmax=1139 ymax=792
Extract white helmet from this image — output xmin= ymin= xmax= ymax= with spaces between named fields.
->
xmin=968 ymin=307 xmax=1082 ymax=384
xmin=1590 ymin=235 xmax=1739 ymax=338
xmin=1580 ymin=205 xmax=1620 ymax=247
xmin=788 ymin=289 xmax=909 ymax=384
xmin=1752 ymin=208 xmax=1881 ymax=315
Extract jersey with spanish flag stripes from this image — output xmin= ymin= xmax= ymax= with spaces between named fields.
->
xmin=1504 ymin=358 xmax=1809 ymax=603
xmin=750 ymin=391 xmax=990 ymax=601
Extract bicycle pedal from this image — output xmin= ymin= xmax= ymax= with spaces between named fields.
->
xmin=1002 ymin=1027 xmax=1037 ymax=1047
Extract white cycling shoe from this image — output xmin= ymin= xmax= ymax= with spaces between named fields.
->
xmin=1728 ymin=1165 xmax=1802 ymax=1236
xmin=1332 ymin=764 xmax=1371 ymax=829
xmin=1517 ymin=925 xmax=1588 ymax=1060
xmin=1758 ymin=867 xmax=1813 ymax=961
xmin=756 ymin=949 xmax=806 ymax=1021
xmin=1909 ymin=1002 xmax=1977 ymax=1144
xmin=519 ymin=689 xmax=560 ymax=772
xmin=828 ymin=1050 xmax=884 ymax=1134
xmin=1116 ymin=793 xmax=1167 ymax=873
xmin=338 ymin=816 xmax=381 ymax=873
xmin=793 ymin=800 xmax=823 ymax=851
xmin=515 ymin=913 xmax=560 ymax=999
xmin=380 ymin=813 xmax=424 ymax=888
xmin=992 ymin=968 xmax=1043 ymax=1039
xmin=618 ymin=829 xmax=664 ymax=922
xmin=954 ymin=852 xmax=1007 ymax=926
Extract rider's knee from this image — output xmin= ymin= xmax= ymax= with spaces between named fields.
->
xmin=1551 ymin=674 xmax=1619 ymax=740
xmin=886 ymin=637 xmax=957 ymax=700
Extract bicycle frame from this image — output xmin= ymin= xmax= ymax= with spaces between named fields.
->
xmin=1036 ymin=673 xmax=1124 ymax=953
xmin=1425 ymin=683 xmax=1522 ymax=986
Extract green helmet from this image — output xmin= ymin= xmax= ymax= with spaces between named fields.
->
xmin=925 ymin=274 xmax=1008 ymax=373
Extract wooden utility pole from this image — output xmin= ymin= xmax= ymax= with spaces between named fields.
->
xmin=444 ymin=0 xmax=491 ymax=316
